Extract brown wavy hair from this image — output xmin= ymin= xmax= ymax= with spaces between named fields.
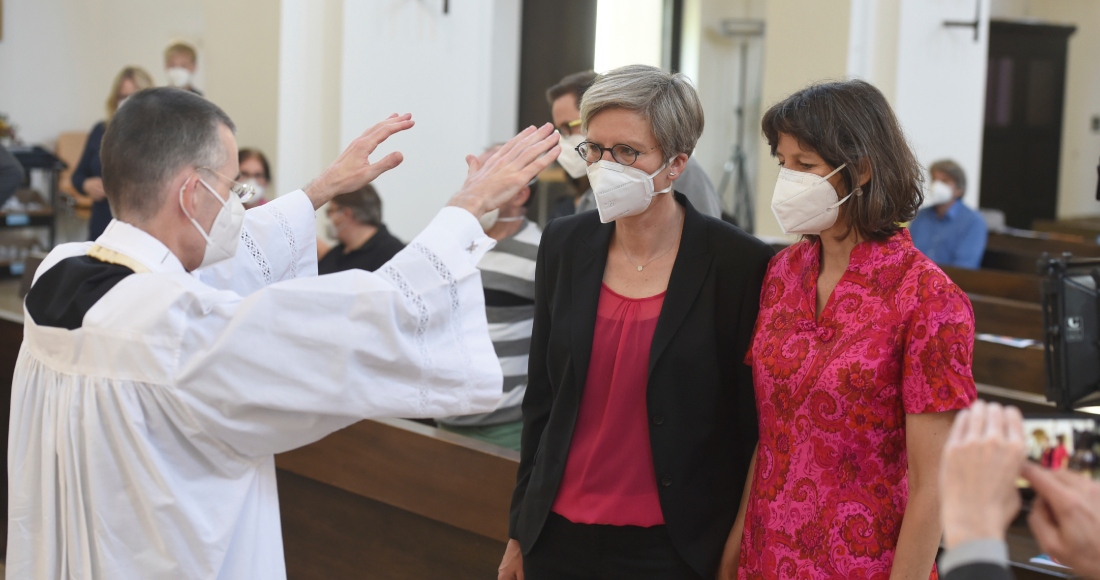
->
xmin=762 ymin=79 xmax=924 ymax=242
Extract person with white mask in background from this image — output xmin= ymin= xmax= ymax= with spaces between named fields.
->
xmin=544 ymin=70 xmax=723 ymax=222
xmin=908 ymin=159 xmax=987 ymax=269
xmin=164 ymin=42 xmax=203 ymax=96
xmin=436 ymin=144 xmax=542 ymax=451
xmin=500 ymin=65 xmax=771 ymax=580
xmin=739 ymin=80 xmax=976 ymax=580
xmin=9 ymin=87 xmax=561 ymax=580
xmin=238 ymin=148 xmax=271 ymax=209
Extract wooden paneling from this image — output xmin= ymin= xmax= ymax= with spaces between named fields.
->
xmin=969 ymin=294 xmax=1044 ymax=341
xmin=973 ymin=341 xmax=1046 ymax=396
xmin=277 ymin=418 xmax=519 ymax=543
xmin=942 ymin=266 xmax=1042 ymax=303
xmin=278 ymin=470 xmax=506 ymax=580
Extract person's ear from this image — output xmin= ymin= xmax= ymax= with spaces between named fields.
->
xmin=512 ymin=186 xmax=532 ymax=209
xmin=179 ymin=174 xmax=202 ymax=218
xmin=667 ymin=153 xmax=690 ymax=180
xmin=857 ymin=158 xmax=873 ymax=188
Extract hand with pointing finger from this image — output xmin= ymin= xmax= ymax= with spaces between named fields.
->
xmin=1024 ymin=463 xmax=1100 ymax=579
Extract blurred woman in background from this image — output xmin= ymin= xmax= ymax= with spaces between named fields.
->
xmin=72 ymin=66 xmax=155 ymax=240
xmin=238 ymin=148 xmax=271 ymax=209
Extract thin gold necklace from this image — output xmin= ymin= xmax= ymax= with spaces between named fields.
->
xmin=617 ymin=209 xmax=684 ymax=272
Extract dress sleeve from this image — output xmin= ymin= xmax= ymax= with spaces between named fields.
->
xmin=196 ymin=190 xmax=318 ymax=294
xmin=173 ymin=207 xmax=502 ymax=458
xmin=901 ymin=282 xmax=978 ymax=414
xmin=71 ymin=122 xmax=105 ymax=194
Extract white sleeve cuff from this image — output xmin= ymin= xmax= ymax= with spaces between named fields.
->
xmin=938 ymin=539 xmax=1009 ymax=575
xmin=408 ymin=207 xmax=496 ymax=274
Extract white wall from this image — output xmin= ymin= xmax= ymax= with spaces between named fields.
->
xmin=892 ymin=0 xmax=991 ymax=210
xmin=594 ymin=0 xmax=665 ymax=72
xmin=339 ymin=0 xmax=521 ymax=241
xmin=276 ymin=0 xmax=343 ymax=202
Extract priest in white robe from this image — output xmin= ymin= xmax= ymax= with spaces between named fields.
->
xmin=7 ymin=88 xmax=560 ymax=579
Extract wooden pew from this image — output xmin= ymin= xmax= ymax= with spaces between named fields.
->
xmin=1033 ymin=216 xmax=1100 ymax=241
xmin=983 ymin=231 xmax=1100 ymax=273
xmin=941 ymin=266 xmax=1042 ymax=303
xmin=275 ymin=418 xmax=519 ymax=579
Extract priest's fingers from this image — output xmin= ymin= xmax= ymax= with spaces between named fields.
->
xmin=484 ymin=125 xmax=539 ymax=171
xmin=362 ymin=151 xmax=405 ymax=183
xmin=357 ymin=115 xmax=415 ymax=156
xmin=510 ymin=130 xmax=561 ymax=177
xmin=964 ymin=400 xmax=986 ymax=442
xmin=466 ymin=154 xmax=482 ymax=178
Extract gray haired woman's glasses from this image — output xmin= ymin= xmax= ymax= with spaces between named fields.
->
xmin=575 ymin=141 xmax=660 ymax=167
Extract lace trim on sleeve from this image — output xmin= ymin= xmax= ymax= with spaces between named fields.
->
xmin=378 ymin=264 xmax=433 ymax=416
xmin=266 ymin=206 xmax=300 ymax=278
xmin=240 ymin=229 xmax=273 ymax=285
xmin=411 ymin=242 xmax=473 ymax=416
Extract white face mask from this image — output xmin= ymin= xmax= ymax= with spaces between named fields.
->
xmin=479 ymin=208 xmax=525 ymax=232
xmin=555 ymin=132 xmax=589 ymax=179
xmin=770 ymin=164 xmax=850 ymax=235
xmin=181 ymin=177 xmax=245 ymax=269
xmin=586 ymin=159 xmax=671 ymax=223
xmin=243 ymin=179 xmax=266 ymax=203
xmin=925 ymin=180 xmax=955 ymax=207
xmin=166 ymin=67 xmax=192 ymax=88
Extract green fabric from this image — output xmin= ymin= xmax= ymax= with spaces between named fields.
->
xmin=438 ymin=420 xmax=523 ymax=451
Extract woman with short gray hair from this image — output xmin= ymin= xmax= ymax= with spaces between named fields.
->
xmin=500 ymin=65 xmax=772 ymax=580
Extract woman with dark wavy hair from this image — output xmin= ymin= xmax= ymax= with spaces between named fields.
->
xmin=737 ymin=80 xmax=977 ymax=579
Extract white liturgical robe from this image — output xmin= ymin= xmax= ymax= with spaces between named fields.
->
xmin=7 ymin=191 xmax=503 ymax=579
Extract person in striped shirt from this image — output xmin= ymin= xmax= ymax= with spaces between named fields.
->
xmin=436 ymin=146 xmax=541 ymax=451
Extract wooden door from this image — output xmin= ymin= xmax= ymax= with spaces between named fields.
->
xmin=980 ymin=21 xmax=1075 ymax=229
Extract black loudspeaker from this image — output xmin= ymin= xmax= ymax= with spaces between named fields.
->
xmin=1041 ymin=254 xmax=1100 ymax=410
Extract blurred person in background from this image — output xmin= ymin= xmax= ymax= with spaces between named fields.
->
xmin=165 ymin=42 xmax=202 ymax=96
xmin=72 ymin=66 xmax=155 ymax=241
xmin=909 ymin=159 xmax=987 ymax=269
xmin=317 ymin=184 xmax=404 ymax=274
xmin=436 ymin=145 xmax=542 ymax=451
xmin=238 ymin=148 xmax=270 ymax=209
xmin=0 ymin=144 xmax=25 ymax=207
xmin=545 ymin=70 xmax=723 ymax=222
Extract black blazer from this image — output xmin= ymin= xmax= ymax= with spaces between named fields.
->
xmin=509 ymin=194 xmax=773 ymax=578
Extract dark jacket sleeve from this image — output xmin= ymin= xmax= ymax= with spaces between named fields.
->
xmin=72 ymin=122 xmax=105 ymax=194
xmin=508 ymin=218 xmax=557 ymax=539
xmin=942 ymin=562 xmax=1015 ymax=580
xmin=0 ymin=144 xmax=24 ymax=207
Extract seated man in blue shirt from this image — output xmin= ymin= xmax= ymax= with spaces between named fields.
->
xmin=909 ymin=159 xmax=987 ymax=269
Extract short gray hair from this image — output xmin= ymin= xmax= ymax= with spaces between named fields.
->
xmin=101 ymin=88 xmax=235 ymax=222
xmin=580 ymin=65 xmax=704 ymax=159
xmin=929 ymin=159 xmax=967 ymax=195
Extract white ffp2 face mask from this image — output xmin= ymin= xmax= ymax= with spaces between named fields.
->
xmin=166 ymin=67 xmax=192 ymax=88
xmin=555 ymin=132 xmax=589 ymax=179
xmin=770 ymin=164 xmax=850 ymax=235
xmin=181 ymin=178 xmax=246 ymax=269
xmin=586 ymin=159 xmax=671 ymax=223
xmin=925 ymin=180 xmax=955 ymax=207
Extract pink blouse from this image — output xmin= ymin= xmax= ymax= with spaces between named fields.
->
xmin=739 ymin=229 xmax=976 ymax=579
xmin=552 ymin=283 xmax=666 ymax=527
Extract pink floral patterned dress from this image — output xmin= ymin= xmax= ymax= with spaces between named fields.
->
xmin=738 ymin=229 xmax=976 ymax=579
